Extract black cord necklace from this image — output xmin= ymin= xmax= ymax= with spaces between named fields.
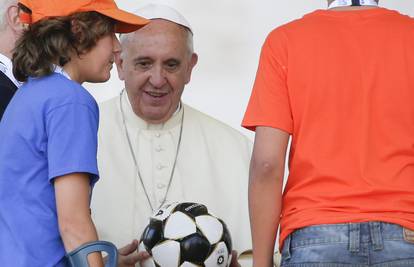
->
xmin=119 ymin=89 xmax=184 ymax=212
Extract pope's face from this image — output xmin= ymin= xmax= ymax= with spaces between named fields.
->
xmin=117 ymin=19 xmax=198 ymax=124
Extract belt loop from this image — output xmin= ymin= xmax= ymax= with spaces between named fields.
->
xmin=349 ymin=223 xmax=360 ymax=253
xmin=282 ymin=234 xmax=292 ymax=260
xmin=370 ymin=222 xmax=384 ymax=251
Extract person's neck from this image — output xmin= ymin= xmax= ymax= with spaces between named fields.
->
xmin=63 ymin=60 xmax=82 ymax=83
xmin=0 ymin=31 xmax=15 ymax=59
xmin=0 ymin=49 xmax=12 ymax=59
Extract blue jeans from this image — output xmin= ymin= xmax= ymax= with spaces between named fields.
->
xmin=280 ymin=222 xmax=414 ymax=267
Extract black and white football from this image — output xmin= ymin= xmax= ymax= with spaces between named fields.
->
xmin=138 ymin=202 xmax=232 ymax=267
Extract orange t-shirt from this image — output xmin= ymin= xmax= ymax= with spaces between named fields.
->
xmin=242 ymin=8 xmax=414 ymax=249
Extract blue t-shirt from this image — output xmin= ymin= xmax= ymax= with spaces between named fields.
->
xmin=0 ymin=73 xmax=99 ymax=267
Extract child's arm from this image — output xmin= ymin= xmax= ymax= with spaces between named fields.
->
xmin=249 ymin=126 xmax=289 ymax=267
xmin=54 ymin=172 xmax=104 ymax=267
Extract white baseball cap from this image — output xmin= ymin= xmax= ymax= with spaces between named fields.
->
xmin=134 ymin=4 xmax=193 ymax=34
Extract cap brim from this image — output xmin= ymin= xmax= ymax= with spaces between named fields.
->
xmin=97 ymin=9 xmax=149 ymax=33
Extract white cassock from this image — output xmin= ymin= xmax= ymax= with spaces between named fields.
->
xmin=91 ymin=91 xmax=253 ymax=263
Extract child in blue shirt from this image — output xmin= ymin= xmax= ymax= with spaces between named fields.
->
xmin=0 ymin=1 xmax=148 ymax=266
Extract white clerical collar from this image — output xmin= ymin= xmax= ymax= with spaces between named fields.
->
xmin=328 ymin=0 xmax=378 ymax=9
xmin=121 ymin=89 xmax=183 ymax=131
xmin=0 ymin=53 xmax=21 ymax=87
xmin=53 ymin=65 xmax=72 ymax=80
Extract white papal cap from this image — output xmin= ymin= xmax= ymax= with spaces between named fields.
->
xmin=134 ymin=4 xmax=193 ymax=34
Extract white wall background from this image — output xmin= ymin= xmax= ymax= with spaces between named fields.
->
xmin=85 ymin=1 xmax=414 ymax=140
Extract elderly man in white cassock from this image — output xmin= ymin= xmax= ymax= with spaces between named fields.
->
xmin=91 ymin=4 xmax=256 ymax=267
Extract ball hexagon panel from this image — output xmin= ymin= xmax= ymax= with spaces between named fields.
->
xmin=204 ymin=242 xmax=231 ymax=267
xmin=164 ymin=211 xmax=197 ymax=239
xmin=152 ymin=240 xmax=181 ymax=267
xmin=180 ymin=233 xmax=211 ymax=263
xmin=142 ymin=219 xmax=164 ymax=251
xmin=195 ymin=215 xmax=223 ymax=245
xmin=180 ymin=262 xmax=200 ymax=267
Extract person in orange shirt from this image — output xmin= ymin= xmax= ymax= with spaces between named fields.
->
xmin=243 ymin=0 xmax=414 ymax=266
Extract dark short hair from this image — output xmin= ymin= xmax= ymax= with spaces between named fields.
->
xmin=13 ymin=10 xmax=115 ymax=82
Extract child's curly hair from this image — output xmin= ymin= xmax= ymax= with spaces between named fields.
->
xmin=13 ymin=6 xmax=115 ymax=82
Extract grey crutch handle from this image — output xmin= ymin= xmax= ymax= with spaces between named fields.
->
xmin=66 ymin=241 xmax=118 ymax=267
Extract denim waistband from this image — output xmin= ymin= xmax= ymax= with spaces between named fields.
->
xmin=282 ymin=222 xmax=404 ymax=260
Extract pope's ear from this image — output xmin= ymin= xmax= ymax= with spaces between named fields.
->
xmin=185 ymin=53 xmax=198 ymax=84
xmin=115 ymin=52 xmax=125 ymax=81
xmin=9 ymin=5 xmax=24 ymax=34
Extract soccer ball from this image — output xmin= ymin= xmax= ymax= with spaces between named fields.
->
xmin=138 ymin=202 xmax=233 ymax=267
